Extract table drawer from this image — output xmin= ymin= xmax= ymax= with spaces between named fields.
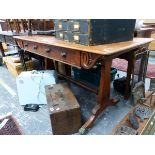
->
xmin=23 ymin=41 xmax=42 ymax=54
xmin=22 ymin=41 xmax=81 ymax=67
xmin=0 ymin=35 xmax=5 ymax=42
xmin=41 ymin=45 xmax=81 ymax=67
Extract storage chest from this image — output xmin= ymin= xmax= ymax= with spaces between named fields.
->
xmin=54 ymin=19 xmax=136 ymax=45
xmin=45 ymin=83 xmax=81 ymax=135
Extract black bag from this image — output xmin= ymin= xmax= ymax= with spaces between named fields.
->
xmin=113 ymin=76 xmax=131 ymax=94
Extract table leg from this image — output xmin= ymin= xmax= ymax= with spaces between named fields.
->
xmin=125 ymin=53 xmax=135 ymax=99
xmin=64 ymin=64 xmax=71 ymax=77
xmin=44 ymin=58 xmax=55 ymax=70
xmin=54 ymin=61 xmax=59 ymax=72
xmin=0 ymin=42 xmax=5 ymax=57
xmin=79 ymin=60 xmax=119 ymax=134
xmin=18 ymin=49 xmax=27 ymax=71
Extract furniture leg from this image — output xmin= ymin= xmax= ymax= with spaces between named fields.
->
xmin=0 ymin=42 xmax=5 ymax=57
xmin=44 ymin=58 xmax=55 ymax=70
xmin=143 ymin=51 xmax=150 ymax=82
xmin=18 ymin=49 xmax=27 ymax=71
xmin=79 ymin=60 xmax=119 ymax=134
xmin=124 ymin=53 xmax=135 ymax=99
xmin=64 ymin=64 xmax=71 ymax=77
xmin=54 ymin=61 xmax=59 ymax=72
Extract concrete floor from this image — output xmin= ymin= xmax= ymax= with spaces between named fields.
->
xmin=0 ymin=48 xmax=154 ymax=135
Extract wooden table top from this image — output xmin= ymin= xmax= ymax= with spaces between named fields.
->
xmin=14 ymin=35 xmax=153 ymax=55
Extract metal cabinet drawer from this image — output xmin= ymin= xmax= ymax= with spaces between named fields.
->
xmin=54 ymin=20 xmax=68 ymax=31
xmin=56 ymin=31 xmax=73 ymax=42
xmin=72 ymin=33 xmax=89 ymax=45
xmin=68 ymin=20 xmax=88 ymax=33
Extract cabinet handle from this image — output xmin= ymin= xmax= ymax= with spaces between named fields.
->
xmin=24 ymin=43 xmax=28 ymax=47
xmin=61 ymin=52 xmax=67 ymax=58
xmin=33 ymin=45 xmax=38 ymax=49
xmin=45 ymin=48 xmax=51 ymax=53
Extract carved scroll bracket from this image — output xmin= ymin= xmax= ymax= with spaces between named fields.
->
xmin=81 ymin=52 xmax=101 ymax=69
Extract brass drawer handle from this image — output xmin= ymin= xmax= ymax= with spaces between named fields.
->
xmin=33 ymin=45 xmax=38 ymax=49
xmin=45 ymin=48 xmax=51 ymax=53
xmin=61 ymin=52 xmax=67 ymax=58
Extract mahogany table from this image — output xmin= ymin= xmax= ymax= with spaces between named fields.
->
xmin=0 ymin=31 xmax=53 ymax=70
xmin=14 ymin=35 xmax=153 ymax=134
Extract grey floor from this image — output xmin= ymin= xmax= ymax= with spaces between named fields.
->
xmin=0 ymin=47 xmax=154 ymax=135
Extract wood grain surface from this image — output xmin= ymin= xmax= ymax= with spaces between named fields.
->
xmin=14 ymin=35 xmax=153 ymax=55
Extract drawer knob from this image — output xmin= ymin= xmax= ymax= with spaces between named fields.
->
xmin=61 ymin=52 xmax=67 ymax=58
xmin=33 ymin=45 xmax=38 ymax=49
xmin=45 ymin=48 xmax=51 ymax=53
xmin=24 ymin=43 xmax=28 ymax=47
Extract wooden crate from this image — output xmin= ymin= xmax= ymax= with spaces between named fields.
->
xmin=3 ymin=56 xmax=33 ymax=77
xmin=45 ymin=83 xmax=81 ymax=135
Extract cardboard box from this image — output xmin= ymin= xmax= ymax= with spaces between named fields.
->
xmin=3 ymin=56 xmax=33 ymax=77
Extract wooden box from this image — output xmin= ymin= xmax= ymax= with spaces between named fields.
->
xmin=45 ymin=83 xmax=81 ymax=135
xmin=3 ymin=56 xmax=33 ymax=77
xmin=54 ymin=19 xmax=136 ymax=45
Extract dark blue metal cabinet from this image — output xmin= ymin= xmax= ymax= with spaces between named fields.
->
xmin=54 ymin=19 xmax=136 ymax=46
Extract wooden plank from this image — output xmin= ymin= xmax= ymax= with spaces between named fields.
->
xmin=112 ymin=92 xmax=155 ymax=135
xmin=14 ymin=35 xmax=153 ymax=55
